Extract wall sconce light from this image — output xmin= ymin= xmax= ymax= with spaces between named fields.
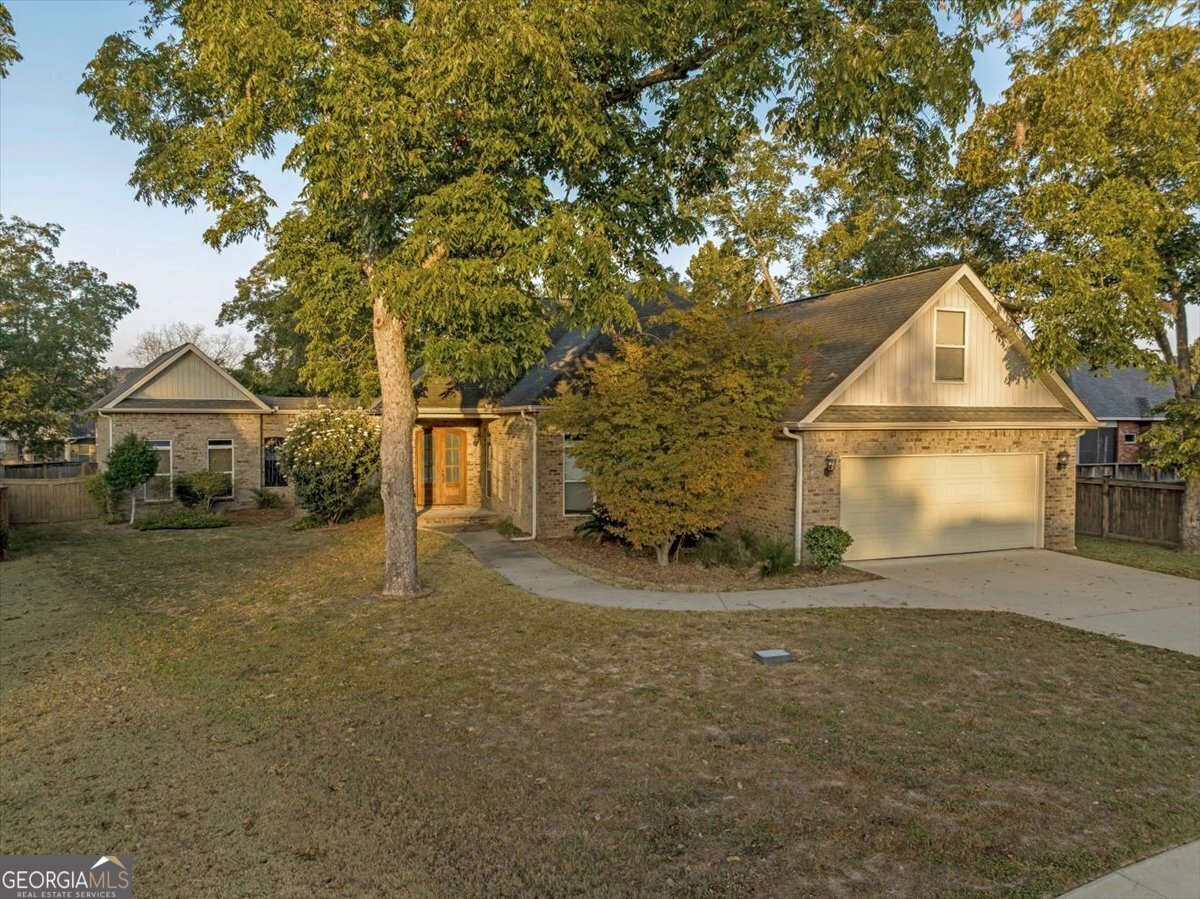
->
xmin=1056 ymin=450 xmax=1070 ymax=470
xmin=824 ymin=454 xmax=838 ymax=476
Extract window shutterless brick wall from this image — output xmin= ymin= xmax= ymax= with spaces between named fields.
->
xmin=95 ymin=412 xmax=265 ymax=508
xmin=726 ymin=427 xmax=1079 ymax=559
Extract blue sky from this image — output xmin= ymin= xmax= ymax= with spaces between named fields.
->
xmin=3 ymin=1 xmax=1015 ymax=366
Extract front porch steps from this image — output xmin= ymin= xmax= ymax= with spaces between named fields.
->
xmin=415 ymin=506 xmax=500 ymax=531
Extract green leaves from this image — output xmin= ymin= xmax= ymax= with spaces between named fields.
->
xmin=545 ymin=303 xmax=808 ymax=552
xmin=0 ymin=217 xmax=138 ymax=455
xmin=958 ymin=0 xmax=1199 ymax=390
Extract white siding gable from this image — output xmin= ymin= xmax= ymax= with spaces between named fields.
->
xmin=130 ymin=352 xmax=249 ymax=401
xmin=835 ymin=281 xmax=1060 ymax=408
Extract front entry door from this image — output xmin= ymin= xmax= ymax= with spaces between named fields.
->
xmin=432 ymin=428 xmax=467 ymax=505
xmin=414 ymin=427 xmax=469 ymax=506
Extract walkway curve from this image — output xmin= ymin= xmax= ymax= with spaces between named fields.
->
xmin=452 ymin=531 xmax=1200 ymax=657
xmin=452 ymin=529 xmax=934 ymax=612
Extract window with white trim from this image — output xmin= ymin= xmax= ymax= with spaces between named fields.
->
xmin=562 ymin=439 xmax=593 ymax=515
xmin=933 ymin=308 xmax=967 ymax=382
xmin=143 ymin=440 xmax=173 ymax=502
xmin=207 ymin=439 xmax=235 ymax=498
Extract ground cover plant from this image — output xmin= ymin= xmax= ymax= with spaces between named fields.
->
xmin=2 ymin=520 xmax=1197 ymax=897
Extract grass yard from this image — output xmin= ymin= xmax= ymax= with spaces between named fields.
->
xmin=1072 ymin=534 xmax=1200 ymax=580
xmin=534 ymin=536 xmax=876 ymax=591
xmin=2 ymin=519 xmax=1198 ymax=897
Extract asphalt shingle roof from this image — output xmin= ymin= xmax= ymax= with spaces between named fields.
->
xmin=1064 ymin=365 xmax=1173 ymax=420
xmin=751 ymin=265 xmax=965 ymax=421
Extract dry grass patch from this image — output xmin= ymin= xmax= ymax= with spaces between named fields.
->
xmin=535 ymin=536 xmax=875 ymax=591
xmin=2 ymin=519 xmax=1198 ymax=897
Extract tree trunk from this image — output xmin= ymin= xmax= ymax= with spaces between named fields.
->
xmin=372 ymin=290 xmax=423 ymax=597
xmin=654 ymin=541 xmax=672 ymax=566
xmin=1182 ymin=477 xmax=1200 ymax=555
xmin=129 ymin=489 xmax=136 ymax=526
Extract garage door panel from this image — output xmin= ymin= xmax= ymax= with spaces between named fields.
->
xmin=840 ymin=454 xmax=1040 ymax=561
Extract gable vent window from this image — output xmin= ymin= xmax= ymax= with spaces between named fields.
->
xmin=208 ymin=439 xmax=235 ymax=499
xmin=934 ymin=309 xmax=967 ymax=382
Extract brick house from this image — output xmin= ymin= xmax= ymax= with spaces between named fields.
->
xmin=90 ymin=264 xmax=1096 ymax=561
xmin=1065 ymin=365 xmax=1174 ymax=468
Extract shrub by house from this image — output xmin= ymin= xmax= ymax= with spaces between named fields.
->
xmin=278 ymin=406 xmax=381 ymax=523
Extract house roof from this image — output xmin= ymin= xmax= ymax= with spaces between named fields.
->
xmin=750 ymin=265 xmax=966 ymax=421
xmin=496 ymin=294 xmax=684 ymax=409
xmin=1064 ymin=365 xmax=1173 ymax=421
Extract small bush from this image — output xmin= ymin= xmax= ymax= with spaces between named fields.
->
xmin=573 ymin=503 xmax=625 ymax=544
xmin=252 ymin=488 xmax=285 ymax=509
xmin=84 ymin=472 xmax=124 ymax=522
xmin=804 ymin=525 xmax=854 ymax=570
xmin=173 ymin=471 xmax=232 ymax=510
xmin=0 ymin=524 xmax=9 ymax=561
xmin=133 ymin=508 xmax=231 ymax=531
xmin=496 ymin=518 xmax=518 ymax=538
xmin=740 ymin=530 xmax=796 ymax=577
xmin=691 ymin=533 xmax=748 ymax=570
xmin=290 ymin=513 xmax=325 ymax=531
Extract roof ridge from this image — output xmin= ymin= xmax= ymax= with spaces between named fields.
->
xmin=777 ymin=263 xmax=964 ymax=309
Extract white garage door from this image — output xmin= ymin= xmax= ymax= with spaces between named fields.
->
xmin=840 ymin=453 xmax=1042 ymax=561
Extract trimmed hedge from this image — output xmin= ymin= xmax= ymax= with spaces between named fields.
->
xmin=133 ymin=508 xmax=231 ymax=531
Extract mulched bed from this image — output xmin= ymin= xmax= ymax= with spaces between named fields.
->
xmin=534 ymin=536 xmax=876 ymax=591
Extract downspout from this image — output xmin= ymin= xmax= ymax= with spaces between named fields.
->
xmin=511 ymin=410 xmax=538 ymax=541
xmin=97 ymin=411 xmax=113 ymax=463
xmin=781 ymin=427 xmax=804 ymax=564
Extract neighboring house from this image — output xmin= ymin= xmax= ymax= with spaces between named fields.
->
xmin=90 ymin=264 xmax=1096 ymax=562
xmin=1064 ymin=365 xmax=1174 ymax=466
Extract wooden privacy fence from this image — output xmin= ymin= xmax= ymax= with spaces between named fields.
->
xmin=2 ymin=476 xmax=96 ymax=525
xmin=1076 ymin=477 xmax=1184 ymax=546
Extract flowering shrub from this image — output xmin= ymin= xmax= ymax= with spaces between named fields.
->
xmin=278 ymin=406 xmax=381 ymax=523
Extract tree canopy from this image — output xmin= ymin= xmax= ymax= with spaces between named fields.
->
xmin=0 ymin=2 xmax=20 ymax=78
xmin=82 ymin=0 xmax=1002 ymax=594
xmin=0 ymin=217 xmax=137 ymax=455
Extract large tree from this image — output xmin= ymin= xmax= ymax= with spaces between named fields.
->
xmin=130 ymin=321 xmax=248 ymax=368
xmin=957 ymin=0 xmax=1200 ymax=549
xmin=0 ymin=218 xmax=137 ymax=456
xmin=83 ymin=0 xmax=998 ymax=596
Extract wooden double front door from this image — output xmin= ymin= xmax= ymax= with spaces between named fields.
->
xmin=415 ymin=426 xmax=467 ymax=506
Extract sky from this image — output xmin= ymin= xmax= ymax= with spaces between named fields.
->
xmin=9 ymin=1 xmax=1180 ymax=370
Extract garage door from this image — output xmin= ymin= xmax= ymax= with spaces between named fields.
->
xmin=840 ymin=453 xmax=1042 ymax=561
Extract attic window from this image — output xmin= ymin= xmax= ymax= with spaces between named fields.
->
xmin=934 ymin=309 xmax=967 ymax=382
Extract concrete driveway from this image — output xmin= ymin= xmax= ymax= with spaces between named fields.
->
xmin=854 ymin=550 xmax=1200 ymax=655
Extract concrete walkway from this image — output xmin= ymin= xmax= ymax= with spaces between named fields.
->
xmin=455 ymin=531 xmax=1199 ymax=655
xmin=1060 ymin=840 xmax=1200 ymax=898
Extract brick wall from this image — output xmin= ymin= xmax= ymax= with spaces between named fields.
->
xmin=484 ymin=414 xmax=535 ymax=532
xmin=1116 ymin=420 xmax=1153 ymax=464
xmin=95 ymin=412 xmax=266 ymax=508
xmin=727 ymin=428 xmax=1079 ymax=559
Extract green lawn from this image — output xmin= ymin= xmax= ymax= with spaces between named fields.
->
xmin=2 ymin=519 xmax=1198 ymax=897
xmin=1074 ymin=534 xmax=1200 ymax=580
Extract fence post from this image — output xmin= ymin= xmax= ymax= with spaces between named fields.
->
xmin=1100 ymin=476 xmax=1110 ymax=538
